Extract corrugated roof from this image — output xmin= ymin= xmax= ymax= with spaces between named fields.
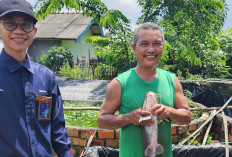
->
xmin=35 ymin=13 xmax=102 ymax=40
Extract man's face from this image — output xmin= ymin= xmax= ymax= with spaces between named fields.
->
xmin=0 ymin=12 xmax=36 ymax=55
xmin=132 ymin=29 xmax=164 ymax=69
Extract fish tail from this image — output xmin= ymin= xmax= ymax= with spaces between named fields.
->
xmin=156 ymin=144 xmax=164 ymax=155
xmin=145 ymin=144 xmax=164 ymax=156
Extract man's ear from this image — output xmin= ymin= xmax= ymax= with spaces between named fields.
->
xmin=34 ymin=26 xmax=37 ymax=33
xmin=132 ymin=44 xmax=136 ymax=54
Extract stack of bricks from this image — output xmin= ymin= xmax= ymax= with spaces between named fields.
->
xmin=212 ymin=114 xmax=232 ymax=143
xmin=66 ymin=126 xmax=119 ymax=157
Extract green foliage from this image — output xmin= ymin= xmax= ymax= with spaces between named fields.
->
xmin=178 ymin=131 xmax=214 ymax=145
xmin=93 ymin=63 xmax=116 ymax=80
xmin=138 ymin=0 xmax=231 ymax=78
xmin=183 ymin=90 xmax=202 ymax=119
xmin=59 ymin=62 xmax=94 ymax=79
xmin=38 ymin=54 xmax=49 ymax=67
xmin=34 ymin=0 xmax=107 ymax=22
xmin=39 ymin=46 xmax=73 ymax=74
xmin=178 ymin=131 xmax=201 ymax=145
xmin=63 ymin=102 xmax=99 ymax=128
xmin=218 ymin=28 xmax=232 ymax=76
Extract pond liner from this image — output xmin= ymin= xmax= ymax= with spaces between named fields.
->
xmin=82 ymin=144 xmax=232 ymax=157
xmin=81 ymin=146 xmax=119 ymax=157
xmin=172 ymin=143 xmax=232 ymax=157
xmin=182 ymin=85 xmax=232 ymax=117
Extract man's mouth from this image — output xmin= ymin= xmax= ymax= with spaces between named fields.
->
xmin=11 ymin=38 xmax=27 ymax=42
xmin=146 ymin=54 xmax=158 ymax=58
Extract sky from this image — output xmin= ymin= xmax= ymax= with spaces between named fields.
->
xmin=27 ymin=0 xmax=231 ymax=30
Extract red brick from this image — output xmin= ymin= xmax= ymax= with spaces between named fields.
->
xmin=78 ymin=148 xmax=84 ymax=156
xmin=171 ymin=127 xmax=177 ymax=135
xmin=80 ymin=130 xmax=96 ymax=139
xmin=71 ymin=148 xmax=77 ymax=156
xmin=189 ymin=124 xmax=197 ymax=131
xmin=73 ymin=138 xmax=86 ymax=146
xmin=66 ymin=127 xmax=79 ymax=137
xmin=106 ymin=139 xmax=119 ymax=148
xmin=98 ymin=130 xmax=114 ymax=139
xmin=178 ymin=125 xmax=188 ymax=134
xmin=222 ymin=125 xmax=225 ymax=132
xmin=92 ymin=139 xmax=105 ymax=146
xmin=116 ymin=130 xmax=120 ymax=139
xmin=229 ymin=134 xmax=232 ymax=142
xmin=171 ymin=135 xmax=180 ymax=144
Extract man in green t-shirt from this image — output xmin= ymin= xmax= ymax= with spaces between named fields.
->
xmin=97 ymin=22 xmax=191 ymax=157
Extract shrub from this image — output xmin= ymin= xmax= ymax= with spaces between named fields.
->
xmin=39 ymin=46 xmax=73 ymax=74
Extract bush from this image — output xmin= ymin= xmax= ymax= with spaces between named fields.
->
xmin=39 ymin=46 xmax=73 ymax=74
xmin=59 ymin=62 xmax=94 ymax=79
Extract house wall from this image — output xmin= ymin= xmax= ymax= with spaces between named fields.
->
xmin=62 ymin=29 xmax=96 ymax=67
xmin=28 ymin=40 xmax=61 ymax=62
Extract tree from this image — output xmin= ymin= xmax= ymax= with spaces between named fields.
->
xmin=137 ymin=0 xmax=230 ymax=78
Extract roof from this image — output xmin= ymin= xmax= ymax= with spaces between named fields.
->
xmin=35 ymin=12 xmax=103 ymax=40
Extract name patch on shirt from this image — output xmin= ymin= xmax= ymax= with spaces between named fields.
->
xmin=36 ymin=95 xmax=52 ymax=121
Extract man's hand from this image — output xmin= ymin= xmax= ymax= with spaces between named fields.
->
xmin=128 ymin=109 xmax=155 ymax=126
xmin=150 ymin=104 xmax=170 ymax=120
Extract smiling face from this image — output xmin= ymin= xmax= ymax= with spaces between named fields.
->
xmin=132 ymin=28 xmax=164 ymax=69
xmin=0 ymin=12 xmax=36 ymax=61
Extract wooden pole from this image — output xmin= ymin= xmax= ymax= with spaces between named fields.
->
xmin=202 ymin=110 xmax=216 ymax=146
xmin=222 ymin=111 xmax=229 ymax=157
xmin=63 ymin=106 xmax=232 ymax=111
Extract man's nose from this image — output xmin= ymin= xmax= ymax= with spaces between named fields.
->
xmin=13 ymin=23 xmax=25 ymax=33
xmin=147 ymin=44 xmax=156 ymax=53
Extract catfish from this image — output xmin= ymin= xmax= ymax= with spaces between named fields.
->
xmin=139 ymin=91 xmax=164 ymax=157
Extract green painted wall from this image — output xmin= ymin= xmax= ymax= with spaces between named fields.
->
xmin=62 ymin=29 xmax=96 ymax=66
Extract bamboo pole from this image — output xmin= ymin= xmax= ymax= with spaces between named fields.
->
xmin=222 ymin=111 xmax=229 ymax=157
xmin=63 ymin=106 xmax=232 ymax=111
xmin=190 ymin=106 xmax=232 ymax=111
xmin=64 ymin=107 xmax=101 ymax=110
xmin=202 ymin=110 xmax=216 ymax=146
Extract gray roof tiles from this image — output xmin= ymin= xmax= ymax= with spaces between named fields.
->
xmin=35 ymin=13 xmax=101 ymax=40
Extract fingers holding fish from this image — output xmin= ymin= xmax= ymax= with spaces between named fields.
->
xmin=151 ymin=104 xmax=171 ymax=120
xmin=139 ymin=118 xmax=155 ymax=126
xmin=129 ymin=109 xmax=151 ymax=125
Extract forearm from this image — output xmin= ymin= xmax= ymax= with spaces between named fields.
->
xmin=97 ymin=113 xmax=132 ymax=130
xmin=168 ymin=107 xmax=191 ymax=125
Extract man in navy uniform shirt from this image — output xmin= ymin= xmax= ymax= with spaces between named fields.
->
xmin=0 ymin=0 xmax=73 ymax=156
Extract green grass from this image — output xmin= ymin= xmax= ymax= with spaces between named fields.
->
xmin=63 ymin=101 xmax=100 ymax=128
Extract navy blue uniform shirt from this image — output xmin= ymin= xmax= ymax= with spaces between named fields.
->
xmin=0 ymin=49 xmax=72 ymax=157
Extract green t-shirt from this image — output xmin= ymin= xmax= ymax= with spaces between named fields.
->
xmin=116 ymin=68 xmax=175 ymax=157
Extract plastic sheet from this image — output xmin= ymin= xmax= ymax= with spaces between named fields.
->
xmin=172 ymin=143 xmax=232 ymax=157
xmin=82 ymin=146 xmax=119 ymax=157
xmin=182 ymin=85 xmax=232 ymax=117
xmin=83 ymin=144 xmax=232 ymax=157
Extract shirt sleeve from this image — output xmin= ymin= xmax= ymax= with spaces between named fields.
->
xmin=50 ymin=74 xmax=73 ymax=157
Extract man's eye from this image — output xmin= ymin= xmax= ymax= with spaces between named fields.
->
xmin=5 ymin=21 xmax=15 ymax=26
xmin=140 ymin=43 xmax=148 ymax=46
xmin=154 ymin=43 xmax=162 ymax=46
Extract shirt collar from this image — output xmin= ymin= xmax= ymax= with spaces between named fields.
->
xmin=0 ymin=49 xmax=35 ymax=74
